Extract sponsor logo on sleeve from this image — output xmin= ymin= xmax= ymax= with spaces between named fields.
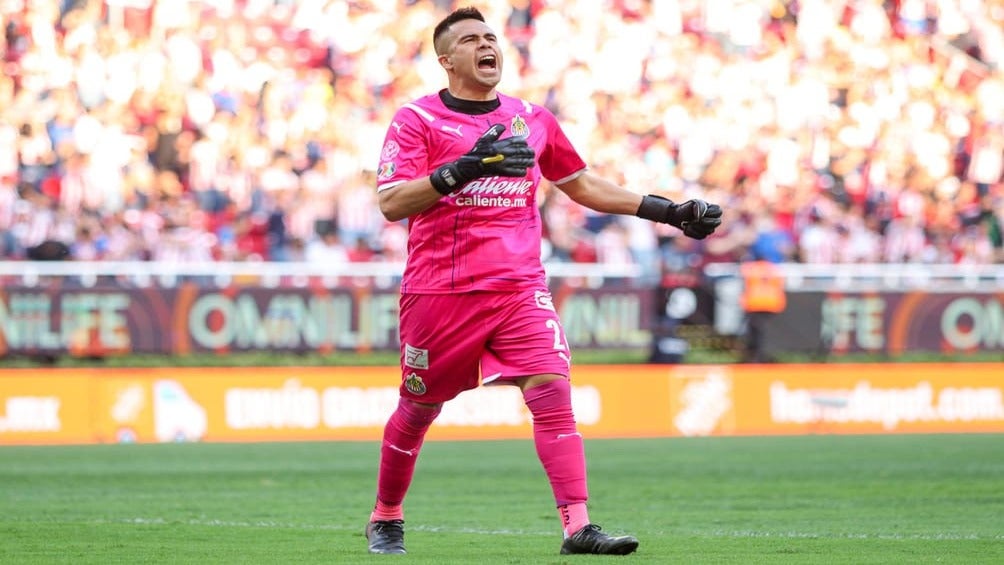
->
xmin=377 ymin=162 xmax=396 ymax=180
xmin=381 ymin=140 xmax=400 ymax=160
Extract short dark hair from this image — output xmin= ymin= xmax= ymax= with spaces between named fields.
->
xmin=433 ymin=6 xmax=486 ymax=55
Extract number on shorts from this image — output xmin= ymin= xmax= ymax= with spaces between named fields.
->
xmin=545 ymin=319 xmax=567 ymax=351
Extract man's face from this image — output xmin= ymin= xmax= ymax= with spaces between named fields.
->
xmin=439 ymin=19 xmax=502 ymax=92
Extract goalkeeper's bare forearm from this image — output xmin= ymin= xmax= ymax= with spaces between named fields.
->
xmin=558 ymin=171 xmax=723 ymax=239
xmin=378 ymin=177 xmax=447 ymax=222
xmin=556 ymin=172 xmax=645 ymax=215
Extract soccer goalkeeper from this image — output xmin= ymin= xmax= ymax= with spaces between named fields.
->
xmin=365 ymin=5 xmax=722 ymax=557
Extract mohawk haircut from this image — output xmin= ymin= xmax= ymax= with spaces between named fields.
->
xmin=433 ymin=6 xmax=486 ymax=56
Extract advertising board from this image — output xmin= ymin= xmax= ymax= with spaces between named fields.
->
xmin=2 ymin=364 xmax=1001 ymax=445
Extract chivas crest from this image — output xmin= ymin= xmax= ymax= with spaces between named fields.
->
xmin=404 ymin=372 xmax=427 ymax=395
xmin=510 ymin=115 xmax=529 ymax=138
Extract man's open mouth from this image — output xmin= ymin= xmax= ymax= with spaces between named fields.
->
xmin=477 ymin=54 xmax=497 ymax=70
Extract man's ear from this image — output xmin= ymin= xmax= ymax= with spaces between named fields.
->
xmin=439 ymin=54 xmax=453 ymax=70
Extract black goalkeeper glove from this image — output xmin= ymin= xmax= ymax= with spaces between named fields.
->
xmin=636 ymin=194 xmax=723 ymax=240
xmin=430 ymin=123 xmax=536 ymax=195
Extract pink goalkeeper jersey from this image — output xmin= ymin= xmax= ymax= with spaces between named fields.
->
xmin=376 ymin=91 xmax=587 ymax=294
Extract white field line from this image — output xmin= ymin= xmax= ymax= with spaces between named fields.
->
xmin=100 ymin=518 xmax=1004 ymax=541
xmin=702 ymin=529 xmax=1003 ymax=541
xmin=111 ymin=517 xmax=551 ymax=536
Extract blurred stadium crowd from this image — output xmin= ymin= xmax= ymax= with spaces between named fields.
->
xmin=0 ymin=0 xmax=1001 ymax=278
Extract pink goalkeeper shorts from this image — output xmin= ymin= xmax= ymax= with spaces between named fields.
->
xmin=395 ymin=288 xmax=572 ymax=404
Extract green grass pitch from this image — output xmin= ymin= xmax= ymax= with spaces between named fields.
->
xmin=2 ymin=435 xmax=1002 ymax=564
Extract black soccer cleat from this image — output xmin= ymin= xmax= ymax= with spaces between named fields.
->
xmin=365 ymin=519 xmax=406 ymax=554
xmin=560 ymin=524 xmax=639 ymax=555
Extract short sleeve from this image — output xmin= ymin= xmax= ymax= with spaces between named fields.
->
xmin=376 ymin=107 xmax=431 ymax=192
xmin=536 ymin=109 xmax=587 ymax=183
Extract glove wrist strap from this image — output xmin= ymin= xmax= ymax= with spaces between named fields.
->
xmin=430 ymin=162 xmax=467 ymax=196
xmin=636 ymin=194 xmax=675 ymax=223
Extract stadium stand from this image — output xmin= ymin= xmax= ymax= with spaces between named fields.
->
xmin=0 ymin=0 xmax=1001 ymax=279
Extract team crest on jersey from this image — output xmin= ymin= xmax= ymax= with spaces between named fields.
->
xmin=377 ymin=161 xmax=396 ymax=180
xmin=404 ymin=372 xmax=427 ymax=395
xmin=381 ymin=140 xmax=400 ymax=160
xmin=510 ymin=115 xmax=530 ymax=138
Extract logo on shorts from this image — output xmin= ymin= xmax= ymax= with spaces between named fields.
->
xmin=404 ymin=373 xmax=427 ymax=395
xmin=404 ymin=344 xmax=429 ymax=370
xmin=534 ymin=290 xmax=555 ymax=312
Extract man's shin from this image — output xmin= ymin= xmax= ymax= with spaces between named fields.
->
xmin=374 ymin=398 xmax=441 ymax=513
xmin=523 ymin=378 xmax=588 ymax=506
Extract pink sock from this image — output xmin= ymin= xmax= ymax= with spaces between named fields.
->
xmin=558 ymin=503 xmax=590 ymax=538
xmin=370 ymin=499 xmax=403 ymax=522
xmin=371 ymin=398 xmax=441 ymax=522
xmin=523 ymin=379 xmax=590 ymax=534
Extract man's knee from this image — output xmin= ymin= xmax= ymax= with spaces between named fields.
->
xmin=522 ymin=377 xmax=572 ymax=414
xmin=516 ymin=373 xmax=566 ymax=393
xmin=395 ymin=398 xmax=442 ymax=429
xmin=402 ymin=398 xmax=443 ymax=410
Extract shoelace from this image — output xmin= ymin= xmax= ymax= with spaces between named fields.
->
xmin=578 ymin=524 xmax=627 ymax=552
xmin=372 ymin=520 xmax=404 ymax=535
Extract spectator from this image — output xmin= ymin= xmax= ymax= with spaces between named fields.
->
xmin=0 ymin=0 xmax=1000 ymax=268
xmin=304 ymin=229 xmax=348 ymax=265
xmin=748 ymin=208 xmax=796 ymax=263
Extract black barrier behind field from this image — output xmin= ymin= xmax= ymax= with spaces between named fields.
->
xmin=2 ymin=262 xmax=1002 ymax=359
xmin=0 ymin=282 xmax=656 ymax=356
xmin=768 ymin=290 xmax=1004 ymax=357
